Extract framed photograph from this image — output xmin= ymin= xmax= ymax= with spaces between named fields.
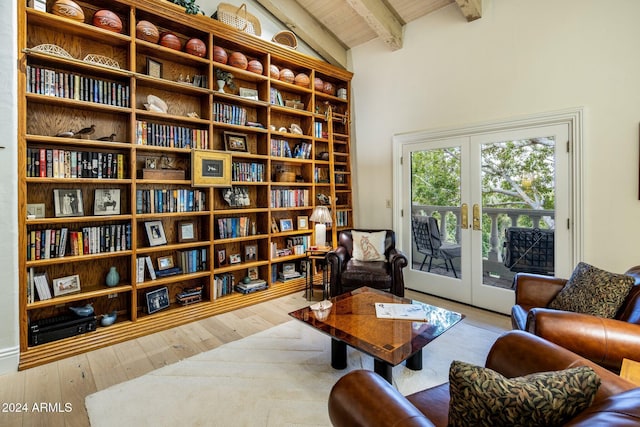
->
xmin=191 ymin=150 xmax=232 ymax=187
xmin=221 ymin=186 xmax=250 ymax=208
xmin=280 ymin=218 xmax=293 ymax=231
xmin=283 ymin=263 xmax=296 ymax=275
xmin=217 ymin=248 xmax=226 ymax=266
xmin=145 ymin=220 xmax=167 ymax=246
xmin=53 ymin=189 xmax=84 ymax=217
xmin=52 ymin=274 xmax=81 ymax=297
xmin=146 ymin=287 xmax=170 ymax=314
xmin=247 ymin=266 xmax=258 ymax=280
xmin=177 ymin=220 xmax=197 ymax=243
xmin=145 ymin=158 xmax=157 ymax=169
xmin=229 ymin=253 xmax=242 ymax=264
xmin=224 ymin=131 xmax=249 ymax=152
xmin=94 ymin=189 xmax=120 ymax=215
xmin=157 ymin=255 xmax=174 ymax=271
xmin=297 ymin=216 xmax=308 ymax=230
xmin=27 ymin=203 xmax=45 ymax=219
xmin=146 ymin=57 xmax=163 ymax=78
xmin=239 ymin=87 xmax=259 ymax=100
xmin=245 ymin=244 xmax=257 ymax=262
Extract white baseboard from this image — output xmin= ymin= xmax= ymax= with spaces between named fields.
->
xmin=0 ymin=345 xmax=19 ymax=375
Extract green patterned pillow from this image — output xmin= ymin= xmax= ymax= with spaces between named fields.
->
xmin=448 ymin=361 xmax=600 ymax=427
xmin=548 ymin=262 xmax=634 ymax=318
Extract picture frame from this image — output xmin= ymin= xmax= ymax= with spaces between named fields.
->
xmin=52 ymin=274 xmax=81 ymax=297
xmin=177 ymin=220 xmax=197 ymax=243
xmin=271 ymin=217 xmax=280 ymax=233
xmin=145 ymin=220 xmax=167 ymax=246
xmin=247 ymin=266 xmax=258 ymax=280
xmin=245 ymin=244 xmax=258 ymax=262
xmin=191 ymin=150 xmax=232 ymax=187
xmin=224 ymin=131 xmax=249 ymax=152
xmin=217 ymin=248 xmax=226 ymax=266
xmin=283 ymin=263 xmax=296 ymax=275
xmin=94 ymin=188 xmax=120 ymax=215
xmin=221 ymin=186 xmax=250 ymax=208
xmin=26 ymin=203 xmax=45 ymax=219
xmin=146 ymin=287 xmax=170 ymax=314
xmin=229 ymin=253 xmax=242 ymax=264
xmin=53 ymin=189 xmax=84 ymax=217
xmin=157 ymin=255 xmax=174 ymax=271
xmin=146 ymin=57 xmax=163 ymax=78
xmin=280 ymin=218 xmax=293 ymax=231
xmin=239 ymin=87 xmax=259 ymax=100
xmin=297 ymin=216 xmax=308 ymax=230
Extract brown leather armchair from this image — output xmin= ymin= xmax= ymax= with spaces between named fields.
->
xmin=512 ymin=266 xmax=640 ymax=372
xmin=326 ymin=229 xmax=408 ymax=297
xmin=328 ymin=330 xmax=640 ymax=427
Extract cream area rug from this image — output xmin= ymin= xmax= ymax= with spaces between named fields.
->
xmin=85 ymin=320 xmax=501 ymax=427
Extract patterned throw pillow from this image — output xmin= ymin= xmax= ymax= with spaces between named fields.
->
xmin=548 ymin=262 xmax=634 ymax=318
xmin=351 ymin=231 xmax=386 ymax=262
xmin=448 ymin=360 xmax=600 ymax=427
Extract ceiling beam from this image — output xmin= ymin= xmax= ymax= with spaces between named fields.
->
xmin=454 ymin=0 xmax=482 ymax=22
xmin=345 ymin=0 xmax=403 ymax=50
xmin=253 ymin=0 xmax=348 ymax=68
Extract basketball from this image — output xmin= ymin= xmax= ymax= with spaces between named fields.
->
xmin=52 ymin=0 xmax=85 ymax=22
xmin=279 ymin=68 xmax=295 ymax=84
xmin=229 ymin=52 xmax=248 ymax=70
xmin=294 ymin=73 xmax=310 ymax=88
xmin=92 ymin=10 xmax=122 ymax=33
xmin=185 ymin=38 xmax=206 ymax=57
xmin=135 ymin=20 xmax=160 ymax=43
xmin=160 ymin=32 xmax=182 ymax=51
xmin=323 ymin=81 xmax=336 ymax=95
xmin=247 ymin=60 xmax=263 ymax=75
xmin=269 ymin=64 xmax=280 ymax=79
xmin=213 ymin=46 xmax=228 ymax=64
xmin=314 ymin=77 xmax=324 ymax=91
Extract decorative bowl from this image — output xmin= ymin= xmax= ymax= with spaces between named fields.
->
xmin=310 ymin=300 xmax=332 ymax=321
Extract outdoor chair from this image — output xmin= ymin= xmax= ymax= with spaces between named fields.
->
xmin=411 ymin=216 xmax=461 ymax=278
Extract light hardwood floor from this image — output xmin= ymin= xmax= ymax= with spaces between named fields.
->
xmin=0 ymin=289 xmax=510 ymax=427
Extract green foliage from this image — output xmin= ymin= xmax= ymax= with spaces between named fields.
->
xmin=167 ymin=0 xmax=205 ymax=15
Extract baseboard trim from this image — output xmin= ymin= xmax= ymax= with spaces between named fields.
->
xmin=0 ymin=345 xmax=19 ymax=375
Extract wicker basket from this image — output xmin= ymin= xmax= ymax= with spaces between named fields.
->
xmin=213 ymin=3 xmax=261 ymax=36
xmin=276 ymin=171 xmax=296 ymax=182
xmin=272 ymin=30 xmax=298 ymax=50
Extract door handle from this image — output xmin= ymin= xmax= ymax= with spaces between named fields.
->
xmin=473 ymin=204 xmax=481 ymax=231
xmin=461 ymin=203 xmax=468 ymax=229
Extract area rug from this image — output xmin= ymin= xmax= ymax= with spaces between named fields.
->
xmin=86 ymin=320 xmax=501 ymax=427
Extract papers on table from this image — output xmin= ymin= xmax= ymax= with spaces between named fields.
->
xmin=375 ymin=302 xmax=428 ymax=321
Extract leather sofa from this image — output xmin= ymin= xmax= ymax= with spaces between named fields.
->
xmin=326 ymin=229 xmax=408 ymax=297
xmin=328 ymin=330 xmax=640 ymax=427
xmin=512 ymin=266 xmax=640 ymax=372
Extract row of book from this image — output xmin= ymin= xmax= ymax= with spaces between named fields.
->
xmin=232 ymin=161 xmax=265 ymax=182
xmin=135 ymin=120 xmax=209 ymax=149
xmin=27 ymin=224 xmax=131 ymax=261
xmin=135 ymin=189 xmax=207 ymax=214
xmin=26 ymin=148 xmax=125 ymax=179
xmin=214 ymin=272 xmax=235 ymax=298
xmin=313 ymin=121 xmax=326 ymax=138
xmin=270 ymin=189 xmax=310 ymax=208
xmin=26 ymin=65 xmax=130 ymax=107
xmin=176 ymin=248 xmax=208 ymax=274
xmin=270 ymin=139 xmax=293 ymax=157
xmin=217 ymin=216 xmax=253 ymax=239
xmin=336 ymin=210 xmax=349 ymax=227
xmin=213 ymin=102 xmax=248 ymax=126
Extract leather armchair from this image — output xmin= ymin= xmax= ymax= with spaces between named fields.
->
xmin=326 ymin=229 xmax=408 ymax=297
xmin=328 ymin=330 xmax=640 ymax=427
xmin=512 ymin=266 xmax=640 ymax=372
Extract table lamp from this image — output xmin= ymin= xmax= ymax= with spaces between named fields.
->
xmin=310 ymin=206 xmax=332 ymax=248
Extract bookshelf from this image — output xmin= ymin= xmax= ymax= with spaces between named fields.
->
xmin=17 ymin=0 xmax=353 ymax=369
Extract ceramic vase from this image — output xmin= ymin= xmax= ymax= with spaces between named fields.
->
xmin=217 ymin=80 xmax=226 ymax=93
xmin=105 ymin=266 xmax=120 ymax=287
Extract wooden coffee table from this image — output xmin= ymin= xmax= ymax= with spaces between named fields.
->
xmin=289 ymin=287 xmax=464 ymax=383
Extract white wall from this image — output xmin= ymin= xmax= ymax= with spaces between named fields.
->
xmin=350 ymin=0 xmax=640 ymax=273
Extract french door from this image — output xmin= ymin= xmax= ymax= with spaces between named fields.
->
xmin=393 ymin=114 xmax=580 ymax=314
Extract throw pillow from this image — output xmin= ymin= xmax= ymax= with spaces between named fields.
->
xmin=548 ymin=262 xmax=634 ymax=318
xmin=351 ymin=231 xmax=386 ymax=262
xmin=448 ymin=360 xmax=600 ymax=427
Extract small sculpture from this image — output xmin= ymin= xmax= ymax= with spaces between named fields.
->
xmin=55 ymin=130 xmax=74 ymax=138
xmin=74 ymin=124 xmax=96 ymax=138
xmin=100 ymin=310 xmax=118 ymax=326
xmin=69 ymin=304 xmax=94 ymax=317
xmin=97 ymin=133 xmax=116 ymax=141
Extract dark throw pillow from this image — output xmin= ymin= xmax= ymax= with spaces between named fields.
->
xmin=448 ymin=360 xmax=600 ymax=427
xmin=548 ymin=262 xmax=634 ymax=318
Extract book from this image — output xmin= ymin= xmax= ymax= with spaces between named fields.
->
xmin=145 ymin=256 xmax=156 ymax=280
xmin=374 ymin=302 xmax=429 ymax=321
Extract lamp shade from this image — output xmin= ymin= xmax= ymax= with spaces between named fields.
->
xmin=310 ymin=206 xmax=332 ymax=224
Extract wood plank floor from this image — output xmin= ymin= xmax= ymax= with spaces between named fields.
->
xmin=0 ymin=289 xmax=511 ymax=427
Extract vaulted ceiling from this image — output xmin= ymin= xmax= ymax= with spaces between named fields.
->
xmin=255 ymin=0 xmax=482 ymax=68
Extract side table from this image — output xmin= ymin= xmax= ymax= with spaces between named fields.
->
xmin=305 ymin=246 xmax=331 ymax=300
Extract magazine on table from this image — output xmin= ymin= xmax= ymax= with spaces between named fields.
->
xmin=375 ymin=302 xmax=429 ymax=321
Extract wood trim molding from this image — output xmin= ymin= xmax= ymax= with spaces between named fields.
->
xmin=454 ymin=0 xmax=482 ymax=22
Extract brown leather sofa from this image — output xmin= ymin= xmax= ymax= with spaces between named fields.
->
xmin=512 ymin=266 xmax=640 ymax=372
xmin=326 ymin=229 xmax=408 ymax=297
xmin=328 ymin=330 xmax=640 ymax=427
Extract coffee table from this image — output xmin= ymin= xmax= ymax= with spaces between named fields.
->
xmin=289 ymin=287 xmax=464 ymax=383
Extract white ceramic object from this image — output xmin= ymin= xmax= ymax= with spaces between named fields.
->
xmin=310 ymin=300 xmax=332 ymax=321
xmin=146 ymin=94 xmax=168 ymax=113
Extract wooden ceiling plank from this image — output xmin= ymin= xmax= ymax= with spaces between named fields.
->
xmin=454 ymin=0 xmax=482 ymax=22
xmin=254 ymin=0 xmax=348 ymax=68
xmin=345 ymin=0 xmax=404 ymax=50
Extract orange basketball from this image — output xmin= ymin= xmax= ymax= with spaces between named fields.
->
xmin=279 ymin=68 xmax=295 ymax=84
xmin=229 ymin=52 xmax=248 ymax=70
xmin=136 ymin=20 xmax=160 ymax=43
xmin=213 ymin=46 xmax=228 ymax=64
xmin=92 ymin=10 xmax=122 ymax=33
xmin=294 ymin=73 xmax=310 ymax=88
xmin=247 ymin=60 xmax=263 ymax=75
xmin=323 ymin=81 xmax=336 ymax=95
xmin=52 ymin=0 xmax=85 ymax=22
xmin=160 ymin=32 xmax=182 ymax=51
xmin=314 ymin=77 xmax=324 ymax=91
xmin=185 ymin=38 xmax=206 ymax=57
xmin=269 ymin=64 xmax=280 ymax=79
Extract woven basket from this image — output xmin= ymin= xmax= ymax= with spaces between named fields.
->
xmin=213 ymin=3 xmax=261 ymax=36
xmin=272 ymin=30 xmax=297 ymax=50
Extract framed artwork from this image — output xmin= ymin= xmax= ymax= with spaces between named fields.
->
xmin=157 ymin=255 xmax=174 ymax=271
xmin=177 ymin=220 xmax=197 ymax=243
xmin=221 ymin=186 xmax=250 ymax=208
xmin=52 ymin=274 xmax=81 ymax=297
xmin=146 ymin=287 xmax=170 ymax=314
xmin=280 ymin=218 xmax=293 ymax=231
xmin=244 ymin=244 xmax=257 ymax=262
xmin=145 ymin=220 xmax=167 ymax=246
xmin=229 ymin=253 xmax=242 ymax=264
xmin=224 ymin=131 xmax=248 ymax=152
xmin=191 ymin=150 xmax=232 ymax=187
xmin=247 ymin=266 xmax=258 ymax=280
xmin=26 ymin=203 xmax=45 ymax=219
xmin=239 ymin=87 xmax=259 ymax=100
xmin=297 ymin=216 xmax=308 ymax=230
xmin=146 ymin=57 xmax=163 ymax=78
xmin=217 ymin=248 xmax=226 ymax=266
xmin=94 ymin=188 xmax=120 ymax=215
xmin=53 ymin=189 xmax=83 ymax=217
